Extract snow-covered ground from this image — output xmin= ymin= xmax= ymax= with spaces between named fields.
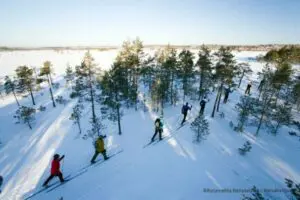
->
xmin=0 ymin=50 xmax=299 ymax=200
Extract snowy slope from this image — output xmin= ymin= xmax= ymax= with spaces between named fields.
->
xmin=0 ymin=50 xmax=299 ymax=200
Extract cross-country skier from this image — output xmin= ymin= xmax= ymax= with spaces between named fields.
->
xmin=181 ymin=102 xmax=192 ymax=125
xmin=43 ymin=154 xmax=65 ymax=187
xmin=245 ymin=82 xmax=252 ymax=95
xmin=91 ymin=135 xmax=108 ymax=164
xmin=151 ymin=118 xmax=163 ymax=142
xmin=200 ymin=98 xmax=207 ymax=115
xmin=223 ymin=87 xmax=231 ymax=103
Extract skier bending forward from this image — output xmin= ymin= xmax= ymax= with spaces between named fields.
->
xmin=43 ymin=154 xmax=65 ymax=187
xmin=91 ymin=135 xmax=108 ymax=164
xmin=151 ymin=118 xmax=163 ymax=142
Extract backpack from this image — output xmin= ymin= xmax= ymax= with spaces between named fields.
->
xmin=181 ymin=106 xmax=185 ymax=114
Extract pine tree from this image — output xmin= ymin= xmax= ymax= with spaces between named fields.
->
xmin=178 ymin=49 xmax=195 ymax=101
xmin=99 ymin=62 xmax=127 ymax=135
xmin=268 ymin=104 xmax=292 ymax=134
xmin=190 ymin=114 xmax=210 ymax=143
xmin=242 ymin=186 xmax=265 ymax=200
xmin=211 ymin=47 xmax=236 ymax=117
xmin=15 ymin=66 xmax=36 ymax=105
xmin=235 ymin=96 xmax=255 ymax=132
xmin=71 ymin=51 xmax=99 ymax=125
xmin=87 ymin=117 xmax=105 ymax=139
xmin=4 ymin=76 xmax=20 ymax=106
xmin=15 ymin=106 xmax=36 ymax=129
xmin=236 ymin=62 xmax=252 ymax=88
xmin=65 ymin=64 xmax=74 ymax=85
xmin=285 ymin=178 xmax=300 ymax=200
xmin=70 ymin=103 xmax=83 ymax=134
xmin=39 ymin=61 xmax=56 ymax=107
xmin=196 ymin=45 xmax=213 ymax=100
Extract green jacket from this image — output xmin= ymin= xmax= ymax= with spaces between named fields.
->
xmin=94 ymin=138 xmax=105 ymax=152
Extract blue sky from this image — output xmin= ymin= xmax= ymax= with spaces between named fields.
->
xmin=0 ymin=0 xmax=299 ymax=46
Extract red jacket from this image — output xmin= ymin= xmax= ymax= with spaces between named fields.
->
xmin=51 ymin=159 xmax=61 ymax=175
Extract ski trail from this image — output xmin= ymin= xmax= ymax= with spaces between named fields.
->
xmin=0 ymin=101 xmax=75 ymax=200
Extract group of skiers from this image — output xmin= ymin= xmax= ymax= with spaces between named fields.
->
xmin=13 ymin=82 xmax=255 ymax=189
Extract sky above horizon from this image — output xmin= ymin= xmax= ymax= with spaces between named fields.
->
xmin=0 ymin=0 xmax=299 ymax=47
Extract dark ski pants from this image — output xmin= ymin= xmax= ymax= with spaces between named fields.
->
xmin=200 ymin=106 xmax=205 ymax=115
xmin=245 ymin=88 xmax=251 ymax=95
xmin=151 ymin=128 xmax=162 ymax=141
xmin=181 ymin=113 xmax=187 ymax=125
xmin=43 ymin=172 xmax=64 ymax=186
xmin=91 ymin=150 xmax=108 ymax=163
xmin=223 ymin=95 xmax=229 ymax=103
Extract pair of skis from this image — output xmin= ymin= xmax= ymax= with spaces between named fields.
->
xmin=24 ymin=149 xmax=123 ymax=200
xmin=143 ymin=122 xmax=188 ymax=148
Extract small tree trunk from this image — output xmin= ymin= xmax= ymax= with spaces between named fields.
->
xmin=170 ymin=73 xmax=174 ymax=105
xmin=238 ymin=72 xmax=244 ymax=88
xmin=48 ymin=76 xmax=56 ymax=107
xmin=255 ymin=112 xmax=264 ymax=136
xmin=216 ymin=84 xmax=223 ymax=112
xmin=29 ymin=88 xmax=35 ymax=105
xmin=88 ymin=71 xmax=96 ymax=123
xmin=49 ymin=74 xmax=54 ymax=86
xmin=117 ymin=106 xmax=122 ymax=135
xmin=13 ymin=90 xmax=20 ymax=106
xmin=27 ymin=121 xmax=32 ymax=129
xmin=211 ymin=87 xmax=221 ymax=118
xmin=198 ymin=71 xmax=204 ymax=100
xmin=77 ymin=120 xmax=82 ymax=134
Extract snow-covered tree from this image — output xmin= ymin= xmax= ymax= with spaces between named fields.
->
xmin=285 ymin=178 xmax=300 ymax=200
xmin=70 ymin=103 xmax=83 ymax=134
xmin=4 ymin=76 xmax=20 ymax=106
xmin=15 ymin=66 xmax=36 ymax=105
xmin=268 ymin=104 xmax=292 ymax=134
xmin=15 ymin=106 xmax=36 ymax=129
xmin=238 ymin=141 xmax=252 ymax=155
xmin=242 ymin=186 xmax=265 ymax=200
xmin=190 ymin=114 xmax=209 ymax=143
xmin=235 ymin=96 xmax=255 ymax=132
xmin=65 ymin=64 xmax=75 ymax=85
xmin=86 ymin=117 xmax=105 ymax=139
xmin=39 ymin=61 xmax=56 ymax=107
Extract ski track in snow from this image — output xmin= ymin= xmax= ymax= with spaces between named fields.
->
xmin=0 ymin=50 xmax=299 ymax=200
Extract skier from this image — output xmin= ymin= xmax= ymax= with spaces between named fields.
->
xmin=245 ymin=82 xmax=252 ymax=95
xmin=200 ymin=98 xmax=207 ymax=115
xmin=223 ymin=87 xmax=231 ymax=103
xmin=91 ymin=135 xmax=108 ymax=164
xmin=43 ymin=154 xmax=65 ymax=187
xmin=0 ymin=175 xmax=3 ymax=193
xmin=151 ymin=118 xmax=163 ymax=142
xmin=181 ymin=102 xmax=192 ymax=125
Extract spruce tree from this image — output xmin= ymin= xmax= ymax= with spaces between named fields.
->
xmin=178 ymin=49 xmax=195 ymax=101
xmin=15 ymin=66 xmax=36 ymax=105
xmin=235 ymin=96 xmax=255 ymax=132
xmin=70 ymin=103 xmax=83 ymax=134
xmin=268 ymin=104 xmax=292 ymax=134
xmin=190 ymin=114 xmax=209 ymax=143
xmin=196 ymin=45 xmax=213 ymax=100
xmin=242 ymin=186 xmax=265 ymax=200
xmin=65 ymin=64 xmax=75 ymax=86
xmin=39 ymin=61 xmax=56 ymax=107
xmin=285 ymin=178 xmax=300 ymax=200
xmin=4 ymin=76 xmax=20 ymax=106
xmin=15 ymin=106 xmax=36 ymax=129
xmin=238 ymin=141 xmax=252 ymax=155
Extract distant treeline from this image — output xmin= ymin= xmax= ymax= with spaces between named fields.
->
xmin=260 ymin=46 xmax=300 ymax=64
xmin=1 ymin=44 xmax=300 ymax=52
